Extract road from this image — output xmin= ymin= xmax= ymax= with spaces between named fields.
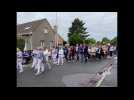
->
xmin=17 ymin=56 xmax=117 ymax=87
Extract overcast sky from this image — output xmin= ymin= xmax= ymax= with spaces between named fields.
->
xmin=17 ymin=12 xmax=117 ymax=41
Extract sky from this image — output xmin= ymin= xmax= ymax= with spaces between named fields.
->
xmin=17 ymin=12 xmax=117 ymax=41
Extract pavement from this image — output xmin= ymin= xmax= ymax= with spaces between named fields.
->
xmin=17 ymin=56 xmax=117 ymax=87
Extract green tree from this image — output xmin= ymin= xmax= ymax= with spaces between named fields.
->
xmin=17 ymin=38 xmax=25 ymax=50
xmin=85 ymin=38 xmax=96 ymax=45
xmin=69 ymin=33 xmax=83 ymax=45
xmin=89 ymin=38 xmax=96 ymax=45
xmin=111 ymin=36 xmax=117 ymax=45
xmin=96 ymin=41 xmax=101 ymax=45
xmin=68 ymin=18 xmax=89 ymax=44
xmin=101 ymin=37 xmax=110 ymax=45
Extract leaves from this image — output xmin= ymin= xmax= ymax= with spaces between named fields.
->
xmin=17 ymin=38 xmax=25 ymax=50
xmin=68 ymin=18 xmax=89 ymax=45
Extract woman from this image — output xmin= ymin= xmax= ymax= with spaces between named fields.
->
xmin=90 ymin=46 xmax=96 ymax=60
xmin=43 ymin=47 xmax=51 ymax=70
xmin=51 ymin=46 xmax=57 ymax=64
xmin=57 ymin=46 xmax=64 ymax=65
xmin=71 ymin=46 xmax=75 ymax=62
xmin=17 ymin=48 xmax=23 ymax=73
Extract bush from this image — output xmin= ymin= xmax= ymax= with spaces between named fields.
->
xmin=17 ymin=38 xmax=25 ymax=50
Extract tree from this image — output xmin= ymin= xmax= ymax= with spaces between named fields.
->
xmin=68 ymin=18 xmax=89 ymax=44
xmin=96 ymin=41 xmax=101 ymax=45
xmin=17 ymin=38 xmax=25 ymax=50
xmin=101 ymin=37 xmax=110 ymax=45
xmin=110 ymin=36 xmax=117 ymax=45
xmin=89 ymin=38 xmax=96 ymax=45
xmin=85 ymin=38 xmax=96 ymax=45
xmin=69 ymin=33 xmax=83 ymax=45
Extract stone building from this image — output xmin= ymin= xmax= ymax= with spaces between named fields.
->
xmin=17 ymin=18 xmax=64 ymax=50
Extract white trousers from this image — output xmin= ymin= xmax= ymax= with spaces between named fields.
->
xmin=32 ymin=58 xmax=38 ymax=69
xmin=52 ymin=54 xmax=57 ymax=64
xmin=36 ymin=59 xmax=44 ymax=75
xmin=17 ymin=58 xmax=23 ymax=73
xmin=58 ymin=55 xmax=64 ymax=65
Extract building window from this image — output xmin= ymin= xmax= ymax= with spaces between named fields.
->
xmin=25 ymin=26 xmax=31 ymax=30
xmin=40 ymin=40 xmax=45 ymax=47
xmin=44 ymin=29 xmax=48 ymax=34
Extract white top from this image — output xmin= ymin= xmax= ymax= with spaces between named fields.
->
xmin=59 ymin=49 xmax=64 ymax=55
xmin=17 ymin=51 xmax=23 ymax=58
xmin=48 ymin=51 xmax=51 ymax=56
xmin=76 ymin=46 xmax=78 ymax=52
xmin=109 ymin=46 xmax=114 ymax=51
xmin=91 ymin=47 xmax=96 ymax=52
xmin=88 ymin=48 xmax=91 ymax=53
xmin=43 ymin=49 xmax=49 ymax=56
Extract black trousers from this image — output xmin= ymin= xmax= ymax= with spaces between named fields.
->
xmin=84 ymin=53 xmax=88 ymax=62
xmin=76 ymin=52 xmax=79 ymax=61
xmin=110 ymin=51 xmax=113 ymax=57
xmin=96 ymin=53 xmax=101 ymax=59
xmin=64 ymin=54 xmax=68 ymax=61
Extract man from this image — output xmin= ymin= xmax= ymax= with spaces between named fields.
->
xmin=31 ymin=48 xmax=38 ymax=70
xmin=52 ymin=46 xmax=58 ymax=64
xmin=109 ymin=45 xmax=114 ymax=57
xmin=64 ymin=46 xmax=68 ymax=62
xmin=113 ymin=45 xmax=117 ymax=55
xmin=35 ymin=47 xmax=44 ymax=75
xmin=87 ymin=46 xmax=91 ymax=60
xmin=43 ymin=47 xmax=51 ymax=70
xmin=16 ymin=48 xmax=23 ymax=73
xmin=91 ymin=46 xmax=96 ymax=60
xmin=57 ymin=46 xmax=64 ymax=65
xmin=84 ymin=45 xmax=88 ymax=63
xmin=75 ymin=44 xmax=79 ymax=62
xmin=79 ymin=44 xmax=84 ymax=63
xmin=68 ymin=46 xmax=71 ymax=62
xmin=71 ymin=46 xmax=75 ymax=62
xmin=96 ymin=45 xmax=101 ymax=60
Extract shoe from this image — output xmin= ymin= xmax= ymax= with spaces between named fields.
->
xmin=19 ymin=70 xmax=23 ymax=73
xmin=35 ymin=72 xmax=40 ymax=76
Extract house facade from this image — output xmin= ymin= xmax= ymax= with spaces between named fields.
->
xmin=17 ymin=18 xmax=64 ymax=50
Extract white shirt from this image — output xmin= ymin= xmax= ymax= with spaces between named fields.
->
xmin=17 ymin=51 xmax=23 ymax=58
xmin=88 ymin=48 xmax=91 ymax=53
xmin=76 ymin=46 xmax=78 ymax=52
xmin=43 ymin=49 xmax=48 ymax=56
xmin=109 ymin=46 xmax=114 ymax=51
xmin=59 ymin=49 xmax=64 ymax=55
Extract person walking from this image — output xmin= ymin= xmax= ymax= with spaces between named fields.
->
xmin=57 ymin=46 xmax=64 ymax=65
xmin=35 ymin=47 xmax=44 ymax=75
xmin=109 ymin=45 xmax=114 ymax=57
xmin=64 ymin=46 xmax=68 ymax=62
xmin=31 ymin=48 xmax=38 ymax=70
xmin=16 ymin=48 xmax=23 ymax=73
xmin=79 ymin=44 xmax=84 ymax=63
xmin=75 ymin=44 xmax=80 ymax=62
xmin=51 ymin=46 xmax=58 ymax=65
xmin=84 ymin=45 xmax=88 ymax=63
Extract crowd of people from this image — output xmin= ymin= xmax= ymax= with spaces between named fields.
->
xmin=16 ymin=43 xmax=117 ymax=75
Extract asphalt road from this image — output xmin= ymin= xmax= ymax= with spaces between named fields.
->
xmin=17 ymin=56 xmax=117 ymax=87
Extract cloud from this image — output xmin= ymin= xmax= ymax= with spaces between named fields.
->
xmin=17 ymin=12 xmax=117 ymax=41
